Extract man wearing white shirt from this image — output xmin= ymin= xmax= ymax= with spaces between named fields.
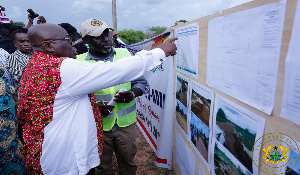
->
xmin=16 ymin=23 xmax=177 ymax=175
xmin=77 ymin=18 xmax=148 ymax=175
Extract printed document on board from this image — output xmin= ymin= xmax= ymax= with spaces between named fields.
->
xmin=175 ymin=22 xmax=199 ymax=79
xmin=207 ymin=1 xmax=287 ymax=115
xmin=281 ymin=0 xmax=300 ymax=126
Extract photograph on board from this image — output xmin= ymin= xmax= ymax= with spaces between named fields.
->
xmin=176 ymin=74 xmax=189 ymax=108
xmin=176 ymin=99 xmax=188 ymax=134
xmin=189 ymin=80 xmax=214 ymax=170
xmin=285 ymin=146 xmax=300 ymax=175
xmin=190 ymin=112 xmax=209 ymax=162
xmin=191 ymin=87 xmax=212 ymax=127
xmin=213 ymin=95 xmax=265 ymax=173
xmin=214 ymin=140 xmax=252 ymax=175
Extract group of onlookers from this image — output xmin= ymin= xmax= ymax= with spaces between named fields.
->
xmin=0 ymin=5 xmax=35 ymax=174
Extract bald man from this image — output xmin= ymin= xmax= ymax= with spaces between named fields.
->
xmin=17 ymin=23 xmax=177 ymax=175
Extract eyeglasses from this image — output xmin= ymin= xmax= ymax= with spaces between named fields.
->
xmin=44 ymin=37 xmax=72 ymax=44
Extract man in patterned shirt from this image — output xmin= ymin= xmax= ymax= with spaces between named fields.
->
xmin=6 ymin=28 xmax=32 ymax=89
xmin=17 ymin=23 xmax=177 ymax=174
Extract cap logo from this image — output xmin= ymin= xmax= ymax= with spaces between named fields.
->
xmin=91 ymin=19 xmax=103 ymax=26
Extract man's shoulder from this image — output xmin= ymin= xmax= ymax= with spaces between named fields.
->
xmin=115 ymin=48 xmax=129 ymax=52
xmin=7 ymin=50 xmax=26 ymax=60
xmin=9 ymin=50 xmax=19 ymax=56
xmin=115 ymin=48 xmax=131 ymax=56
xmin=76 ymin=52 xmax=88 ymax=60
xmin=0 ymin=48 xmax=9 ymax=61
xmin=0 ymin=48 xmax=9 ymax=55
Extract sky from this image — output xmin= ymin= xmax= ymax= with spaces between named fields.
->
xmin=191 ymin=112 xmax=209 ymax=137
xmin=2 ymin=0 xmax=252 ymax=33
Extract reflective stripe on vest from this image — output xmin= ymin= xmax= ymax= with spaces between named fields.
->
xmin=118 ymin=103 xmax=136 ymax=116
xmin=104 ymin=104 xmax=136 ymax=118
xmin=95 ymin=94 xmax=112 ymax=102
xmin=76 ymin=48 xmax=137 ymax=131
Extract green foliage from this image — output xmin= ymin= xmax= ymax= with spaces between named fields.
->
xmin=144 ymin=161 xmax=157 ymax=170
xmin=118 ymin=36 xmax=128 ymax=45
xmin=214 ymin=144 xmax=244 ymax=175
xmin=118 ymin=29 xmax=145 ymax=45
xmin=160 ymin=169 xmax=175 ymax=175
xmin=234 ymin=125 xmax=256 ymax=151
xmin=145 ymin=26 xmax=167 ymax=39
xmin=207 ymin=99 xmax=211 ymax=104
xmin=216 ymin=108 xmax=229 ymax=122
xmin=10 ymin=20 xmax=25 ymax=28
xmin=177 ymin=20 xmax=188 ymax=23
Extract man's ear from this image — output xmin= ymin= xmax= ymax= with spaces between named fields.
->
xmin=41 ymin=41 xmax=54 ymax=53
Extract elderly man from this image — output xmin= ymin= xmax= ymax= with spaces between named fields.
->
xmin=17 ymin=23 xmax=177 ymax=175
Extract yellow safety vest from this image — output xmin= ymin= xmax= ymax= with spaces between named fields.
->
xmin=77 ymin=48 xmax=137 ymax=131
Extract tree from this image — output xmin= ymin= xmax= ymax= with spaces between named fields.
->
xmin=10 ymin=20 xmax=25 ymax=28
xmin=177 ymin=20 xmax=188 ymax=23
xmin=145 ymin=26 xmax=167 ymax=39
xmin=216 ymin=108 xmax=229 ymax=122
xmin=118 ymin=29 xmax=145 ymax=45
xmin=174 ymin=20 xmax=188 ymax=27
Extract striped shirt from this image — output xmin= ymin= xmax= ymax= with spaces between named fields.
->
xmin=0 ymin=48 xmax=15 ymax=87
xmin=5 ymin=49 xmax=31 ymax=89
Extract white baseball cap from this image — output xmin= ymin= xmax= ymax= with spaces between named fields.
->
xmin=81 ymin=18 xmax=113 ymax=38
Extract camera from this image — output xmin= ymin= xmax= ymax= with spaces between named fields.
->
xmin=27 ymin=9 xmax=39 ymax=19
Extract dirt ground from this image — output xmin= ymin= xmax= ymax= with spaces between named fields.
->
xmin=112 ymin=125 xmax=175 ymax=175
xmin=176 ymin=112 xmax=188 ymax=134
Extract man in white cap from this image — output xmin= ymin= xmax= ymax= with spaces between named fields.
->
xmin=77 ymin=18 xmax=146 ymax=175
xmin=17 ymin=22 xmax=177 ymax=175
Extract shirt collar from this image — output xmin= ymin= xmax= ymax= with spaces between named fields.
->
xmin=15 ymin=49 xmax=32 ymax=58
xmin=86 ymin=47 xmax=116 ymax=61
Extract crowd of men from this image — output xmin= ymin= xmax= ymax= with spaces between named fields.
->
xmin=0 ymin=5 xmax=177 ymax=175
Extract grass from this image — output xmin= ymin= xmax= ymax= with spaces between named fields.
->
xmin=141 ymin=151 xmax=175 ymax=175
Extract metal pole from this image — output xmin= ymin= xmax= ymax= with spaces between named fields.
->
xmin=112 ymin=0 xmax=117 ymax=32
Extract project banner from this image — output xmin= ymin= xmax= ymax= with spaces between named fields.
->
xmin=120 ymin=31 xmax=174 ymax=169
xmin=136 ymin=57 xmax=174 ymax=169
xmin=118 ymin=29 xmax=172 ymax=55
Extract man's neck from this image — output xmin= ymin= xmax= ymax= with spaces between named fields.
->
xmin=90 ymin=49 xmax=112 ymax=60
xmin=19 ymin=50 xmax=32 ymax=57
